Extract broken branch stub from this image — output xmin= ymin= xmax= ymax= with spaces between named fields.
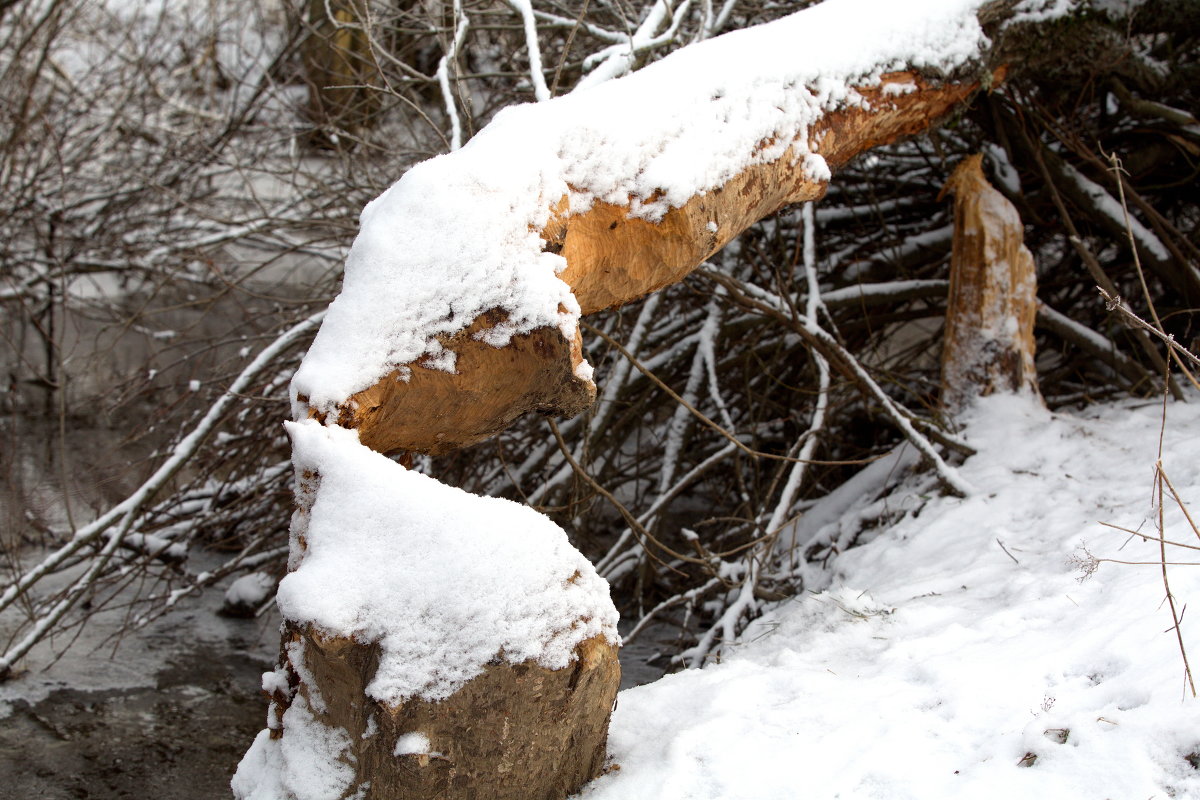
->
xmin=334 ymin=72 xmax=989 ymax=456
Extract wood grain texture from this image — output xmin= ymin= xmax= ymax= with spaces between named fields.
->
xmin=272 ymin=625 xmax=621 ymax=800
xmin=328 ymin=308 xmax=595 ymax=455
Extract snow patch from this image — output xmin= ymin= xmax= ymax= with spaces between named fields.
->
xmin=223 ymin=572 xmax=275 ymax=609
xmin=393 ymin=732 xmax=433 ymax=757
xmin=586 ymin=393 xmax=1200 ymax=799
xmin=1008 ymin=0 xmax=1080 ymax=24
xmin=275 ymin=420 xmax=618 ymax=703
xmin=233 ymin=693 xmax=356 ymax=800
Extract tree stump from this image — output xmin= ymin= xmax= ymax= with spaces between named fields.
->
xmin=245 ymin=626 xmax=619 ymax=800
xmin=233 ymin=421 xmax=620 ymax=800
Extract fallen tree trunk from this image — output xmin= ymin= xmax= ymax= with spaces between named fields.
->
xmin=550 ymin=72 xmax=982 ymax=317
xmin=314 ymin=68 xmax=994 ymax=456
xmin=290 ymin=2 xmax=1028 ymax=456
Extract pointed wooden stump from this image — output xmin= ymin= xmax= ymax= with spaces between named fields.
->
xmin=940 ymin=154 xmax=1041 ymax=412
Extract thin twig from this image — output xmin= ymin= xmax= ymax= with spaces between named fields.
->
xmin=996 ymin=538 xmax=1020 ymax=565
xmin=0 ymin=312 xmax=323 ymax=679
xmin=546 ymin=419 xmax=703 ymax=569
xmin=582 ymin=321 xmax=876 ymax=468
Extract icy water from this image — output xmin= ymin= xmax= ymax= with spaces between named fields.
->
xmin=0 ymin=556 xmax=667 ymax=800
xmin=0 ymin=609 xmax=276 ymax=800
xmin=0 ymin=404 xmax=667 ymax=799
xmin=0 ymin=607 xmax=668 ymax=800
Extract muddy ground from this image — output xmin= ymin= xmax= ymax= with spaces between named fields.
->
xmin=0 ymin=635 xmax=271 ymax=800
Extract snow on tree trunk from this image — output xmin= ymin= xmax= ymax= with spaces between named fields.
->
xmin=235 ymin=3 xmax=1042 ymax=799
xmin=308 ymin=69 xmax=988 ymax=456
xmin=940 ymin=154 xmax=1041 ymax=412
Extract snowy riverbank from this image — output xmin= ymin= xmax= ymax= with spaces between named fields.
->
xmin=4 ymin=392 xmax=1198 ymax=799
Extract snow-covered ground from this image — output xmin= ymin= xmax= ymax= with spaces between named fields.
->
xmin=588 ymin=393 xmax=1200 ymax=799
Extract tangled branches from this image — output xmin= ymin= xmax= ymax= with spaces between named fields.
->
xmin=3 ymin=0 xmax=1199 ymax=676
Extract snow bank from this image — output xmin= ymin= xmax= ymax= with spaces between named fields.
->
xmin=292 ymin=0 xmax=996 ymax=416
xmin=276 ymin=420 xmax=618 ymax=704
xmin=587 ymin=394 xmax=1200 ymax=799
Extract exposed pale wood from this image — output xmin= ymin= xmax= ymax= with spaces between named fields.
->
xmin=329 ymin=308 xmax=595 ymax=456
xmin=940 ymin=154 xmax=1041 ymax=411
xmin=555 ymin=73 xmax=979 ymax=314
xmin=268 ymin=625 xmax=620 ymax=800
xmin=337 ymin=71 xmax=990 ymax=455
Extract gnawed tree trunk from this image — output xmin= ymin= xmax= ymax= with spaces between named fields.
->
xmin=239 ymin=4 xmax=1053 ymax=800
xmin=319 ymin=69 xmax=992 ymax=456
xmin=940 ymin=154 xmax=1041 ymax=412
xmin=260 ymin=624 xmax=618 ymax=800
xmin=549 ymin=73 xmax=985 ymax=316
